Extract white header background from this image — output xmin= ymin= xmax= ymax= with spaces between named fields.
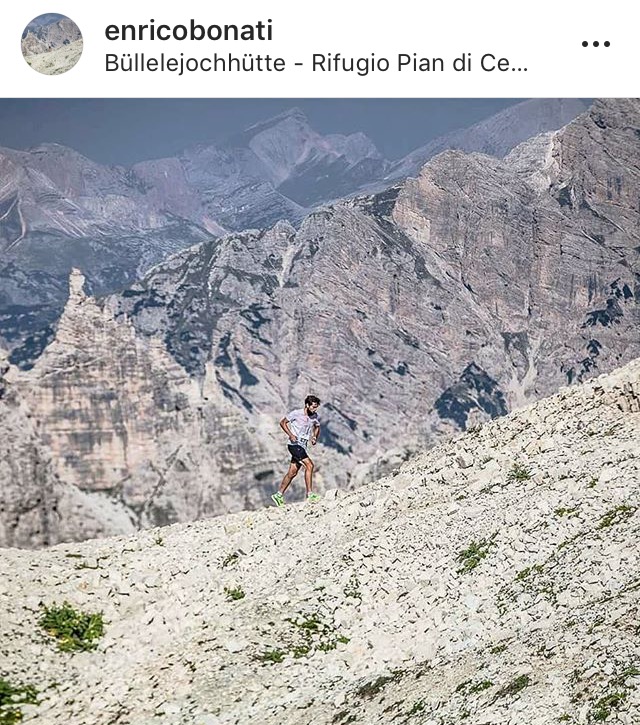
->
xmin=0 ymin=0 xmax=632 ymax=96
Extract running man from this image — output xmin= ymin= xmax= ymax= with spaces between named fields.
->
xmin=272 ymin=395 xmax=321 ymax=506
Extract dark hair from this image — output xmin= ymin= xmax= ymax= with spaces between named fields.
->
xmin=305 ymin=395 xmax=321 ymax=406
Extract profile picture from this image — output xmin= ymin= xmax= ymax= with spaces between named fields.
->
xmin=21 ymin=13 xmax=83 ymax=75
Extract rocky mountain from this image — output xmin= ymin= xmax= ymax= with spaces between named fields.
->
xmin=0 ymin=269 xmax=296 ymax=548
xmin=384 ymin=98 xmax=587 ymax=181
xmin=0 ymin=100 xmax=583 ymax=369
xmin=110 ymin=98 xmax=640 ymax=461
xmin=1 ymin=98 xmax=637 ymax=548
xmin=133 ymin=107 xmax=387 ymax=230
xmin=21 ymin=16 xmax=81 ymax=57
xmin=1 ymin=357 xmax=638 ymax=724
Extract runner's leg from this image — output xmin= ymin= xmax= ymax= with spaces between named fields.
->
xmin=280 ymin=461 xmax=300 ymax=494
xmin=300 ymin=457 xmax=314 ymax=495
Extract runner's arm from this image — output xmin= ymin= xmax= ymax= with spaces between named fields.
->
xmin=280 ymin=417 xmax=297 ymax=443
xmin=311 ymin=422 xmax=320 ymax=445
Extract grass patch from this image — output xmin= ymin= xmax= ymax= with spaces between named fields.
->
xmin=516 ymin=564 xmax=544 ymax=581
xmin=507 ymin=463 xmax=532 ymax=482
xmin=495 ymin=674 xmax=530 ymax=698
xmin=38 ymin=602 xmax=105 ymax=652
xmin=257 ymin=611 xmax=349 ymax=665
xmin=598 ymin=505 xmax=636 ymax=529
xmin=469 ymin=679 xmax=493 ymax=693
xmin=456 ymin=535 xmax=496 ymax=573
xmin=612 ymin=665 xmax=640 ymax=686
xmin=286 ymin=613 xmax=349 ymax=656
xmin=0 ymin=678 xmax=38 ymax=725
xmin=554 ymin=507 xmax=578 ymax=517
xmin=224 ymin=586 xmax=245 ymax=601
xmin=588 ymin=691 xmax=627 ymax=722
xmin=457 ymin=679 xmax=493 ymax=695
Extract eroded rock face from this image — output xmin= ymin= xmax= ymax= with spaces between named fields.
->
xmin=0 ymin=347 xmax=137 ymax=548
xmin=5 ymin=270 xmax=289 ymax=545
xmin=112 ymin=99 xmax=640 ymax=465
xmin=1 ymin=100 xmax=583 ymax=369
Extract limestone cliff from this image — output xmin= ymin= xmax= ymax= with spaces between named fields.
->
xmin=3 ymin=270 xmax=286 ymax=546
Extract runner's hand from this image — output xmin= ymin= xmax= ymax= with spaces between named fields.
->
xmin=289 ymin=435 xmax=297 ymax=443
xmin=311 ymin=437 xmax=317 ymax=446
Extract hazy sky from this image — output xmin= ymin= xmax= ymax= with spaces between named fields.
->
xmin=0 ymin=99 xmax=525 ymax=165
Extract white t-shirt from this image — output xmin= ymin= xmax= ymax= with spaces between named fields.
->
xmin=286 ymin=408 xmax=320 ymax=449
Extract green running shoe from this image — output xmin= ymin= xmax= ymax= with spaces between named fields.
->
xmin=307 ymin=492 xmax=321 ymax=503
xmin=271 ymin=491 xmax=285 ymax=507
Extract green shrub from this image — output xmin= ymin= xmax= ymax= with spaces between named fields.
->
xmin=598 ymin=505 xmax=636 ymax=529
xmin=457 ymin=536 xmax=495 ymax=573
xmin=588 ymin=691 xmax=627 ymax=722
xmin=495 ymin=674 xmax=531 ymax=698
xmin=38 ymin=602 xmax=104 ymax=652
xmin=256 ymin=649 xmax=286 ymax=663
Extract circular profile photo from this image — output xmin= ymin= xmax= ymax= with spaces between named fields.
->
xmin=21 ymin=14 xmax=83 ymax=75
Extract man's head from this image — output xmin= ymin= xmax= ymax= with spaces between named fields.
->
xmin=304 ymin=394 xmax=321 ymax=413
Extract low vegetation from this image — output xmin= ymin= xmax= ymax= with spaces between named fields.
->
xmin=456 ymin=536 xmax=496 ymax=573
xmin=598 ymin=505 xmax=636 ymax=529
xmin=38 ymin=601 xmax=105 ymax=652
xmin=224 ymin=586 xmax=245 ymax=601
xmin=507 ymin=463 xmax=532 ymax=482
xmin=256 ymin=611 xmax=349 ymax=664
xmin=0 ymin=678 xmax=38 ymax=725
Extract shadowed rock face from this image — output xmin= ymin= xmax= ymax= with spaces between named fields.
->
xmin=2 ymin=99 xmax=638 ymax=547
xmin=0 ymin=144 xmax=212 ymax=368
xmin=2 ymin=270 xmax=286 ymax=547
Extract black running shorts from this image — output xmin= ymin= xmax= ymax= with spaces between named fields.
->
xmin=288 ymin=443 xmax=309 ymax=463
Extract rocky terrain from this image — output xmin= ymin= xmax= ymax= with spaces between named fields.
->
xmin=0 ymin=98 xmax=638 ymax=548
xmin=0 ymin=142 xmax=212 ymax=366
xmin=383 ymin=98 xmax=587 ymax=182
xmin=0 ymin=100 xmax=582 ymax=367
xmin=0 ymin=269 xmax=294 ymax=549
xmin=0 ymin=357 xmax=638 ymax=725
xmin=23 ymin=39 xmax=83 ymax=76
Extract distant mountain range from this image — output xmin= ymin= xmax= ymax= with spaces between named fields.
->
xmin=0 ymin=99 xmax=586 ymax=368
